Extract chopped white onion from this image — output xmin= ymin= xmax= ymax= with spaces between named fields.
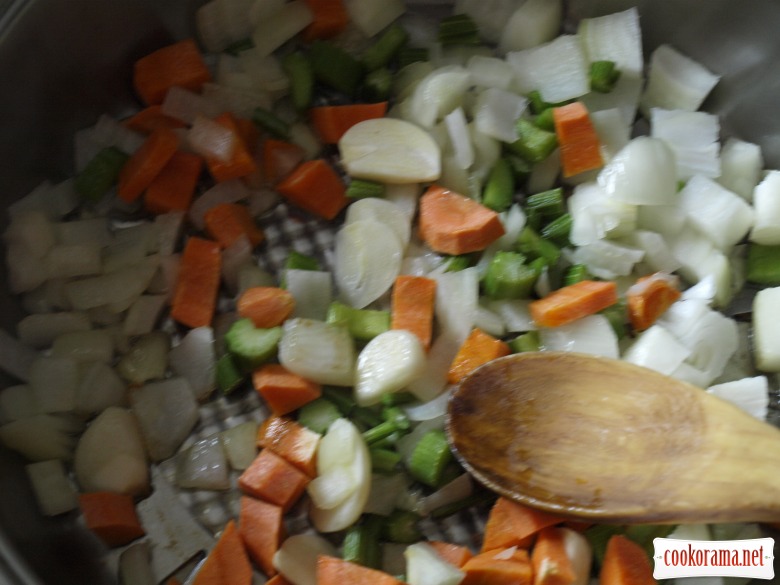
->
xmin=26 ymin=459 xmax=78 ymax=516
xmin=17 ymin=312 xmax=90 ymax=349
xmin=176 ymin=435 xmax=230 ymax=490
xmin=407 ymin=332 xmax=461 ymax=403
xmin=578 ymin=7 xmax=643 ymax=77
xmin=466 ymin=55 xmax=515 ymax=90
xmin=508 ymin=35 xmax=589 ymax=103
xmin=403 ymin=386 xmax=453 ymax=422
xmin=189 ymin=180 xmax=250 ymax=230
xmin=75 ymin=361 xmax=126 ymax=417
xmin=0 ymin=385 xmax=39 ymax=423
xmin=568 ymin=181 xmax=637 ymax=246
xmin=279 ymin=318 xmax=355 ymax=386
xmin=273 ymin=533 xmax=338 ymax=585
xmin=636 ymin=204 xmax=687 ymax=239
xmin=651 ymin=108 xmax=720 ymax=179
xmin=417 ymin=473 xmax=473 ymax=516
xmin=161 ymin=87 xmax=222 ymax=124
xmin=407 ymin=65 xmax=472 ymax=129
xmin=251 ymin=0 xmax=313 ymax=57
xmin=28 ymin=356 xmax=78 ymax=414
xmin=718 ymin=137 xmax=763 ymax=201
xmin=499 ymin=0 xmax=562 ymax=53
xmin=3 ymin=212 xmax=55 ymax=259
xmin=169 ymin=327 xmax=217 ymax=401
xmin=676 ymin=309 xmax=739 ymax=385
xmin=202 ymin=82 xmax=272 ymax=119
xmin=0 ymin=414 xmax=83 ymax=462
xmin=454 ymin=0 xmax=520 ymax=43
xmin=749 ymin=171 xmax=780 ymax=245
xmin=707 ymin=376 xmax=768 ymax=420
xmin=540 ymin=314 xmax=619 ymax=358
xmin=474 ymin=304 xmax=506 ymax=338
xmin=473 ymin=88 xmax=528 ymax=144
xmin=752 ymin=287 xmax=780 ymax=372
xmin=0 ymin=329 xmax=39 ymax=382
xmin=445 ymin=107 xmax=474 ymax=169
xmin=620 ymin=230 xmax=681 ymax=274
xmin=486 ymin=298 xmax=536 ymax=332
xmin=597 ymin=137 xmax=678 ymax=205
xmin=344 ymin=0 xmax=405 ymax=37
xmin=124 ymin=294 xmax=167 ymax=337
xmin=622 ymin=324 xmax=691 ymax=375
xmin=640 ymin=44 xmax=720 ymax=114
xmin=405 ymin=542 xmax=466 ymax=585
xmin=568 ymin=239 xmax=644 ymax=279
xmin=116 ymin=331 xmax=170 ymax=385
xmin=219 ymin=421 xmax=258 ymax=471
xmin=55 ymin=217 xmax=112 ymax=247
xmin=51 ymin=329 xmax=114 ymax=364
xmin=65 ymin=260 xmax=159 ymax=311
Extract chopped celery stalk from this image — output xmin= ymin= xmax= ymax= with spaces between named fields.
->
xmin=599 ymin=302 xmax=628 ymax=340
xmin=252 ymin=106 xmax=290 ymax=140
xmin=297 ymin=398 xmax=341 ymax=434
xmin=508 ymin=118 xmax=558 ymax=163
xmin=526 ymin=90 xmax=550 ymax=115
xmin=747 ymin=244 xmax=780 ymax=284
xmin=509 ymin=330 xmax=541 ymax=353
xmin=225 ymin=37 xmax=254 ymax=55
xmin=309 ymin=40 xmax=364 ymax=96
xmin=429 ymin=489 xmax=496 ymax=519
xmin=482 ymin=158 xmax=515 ymax=212
xmin=346 ymin=178 xmax=386 ymax=200
xmin=343 ymin=515 xmax=384 ymax=568
xmin=438 ymin=13 xmax=480 ymax=46
xmin=506 ymin=154 xmax=533 ymax=181
xmin=360 ymin=68 xmax=394 ymax=102
xmin=590 ymin=60 xmax=621 ymax=93
xmin=444 ymin=255 xmax=472 ymax=272
xmin=525 ymin=187 xmax=565 ymax=219
xmin=326 ymin=301 xmax=391 ymax=341
xmin=286 ymin=250 xmax=320 ymax=271
xmin=382 ymin=509 xmax=423 ymax=544
xmin=541 ymin=212 xmax=573 ymax=245
xmin=564 ymin=263 xmax=592 ymax=286
xmin=483 ymin=251 xmax=539 ymax=299
xmin=370 ymin=447 xmax=402 ymax=473
xmin=517 ymin=226 xmax=561 ymax=266
xmin=369 ymin=431 xmax=403 ymax=450
xmin=75 ymin=147 xmax=129 ymax=203
xmin=534 ymin=107 xmax=555 ymax=131
xmin=408 ymin=429 xmax=453 ymax=487
xmin=381 ymin=406 xmax=409 ymax=428
xmin=322 ymin=386 xmax=357 ymax=416
xmin=362 ymin=23 xmax=409 ymax=71
xmin=224 ymin=319 xmax=282 ymax=370
xmin=381 ymin=391 xmax=416 ymax=406
xmin=352 ymin=406 xmax=384 ymax=430
xmin=585 ymin=524 xmax=626 ymax=567
xmin=398 ymin=47 xmax=430 ymax=68
xmin=215 ymin=353 xmax=244 ymax=394
xmin=362 ymin=412 xmax=410 ymax=445
xmin=282 ymin=52 xmax=314 ymax=111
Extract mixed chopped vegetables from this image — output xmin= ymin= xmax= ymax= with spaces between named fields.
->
xmin=1 ymin=0 xmax=778 ymax=584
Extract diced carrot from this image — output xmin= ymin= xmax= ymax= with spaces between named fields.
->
xmin=170 ymin=237 xmax=222 ymax=328
xmin=144 ymin=150 xmax=203 ymax=215
xmin=133 ymin=39 xmax=212 ymax=106
xmin=238 ymin=448 xmax=310 ymax=511
xmin=531 ymin=527 xmax=577 ymax=585
xmin=276 ymin=158 xmax=348 ymax=220
xmin=166 ymin=578 xmax=183 ymax=585
xmin=124 ymin=105 xmax=187 ymax=134
xmin=118 ymin=127 xmax=180 ymax=203
xmin=563 ymin=521 xmax=594 ymax=534
xmin=391 ymin=275 xmax=437 ymax=351
xmin=626 ymin=273 xmax=681 ymax=331
xmin=263 ymin=139 xmax=306 ymax=185
xmin=530 ymin=280 xmax=618 ymax=328
xmin=482 ymin=497 xmax=564 ymax=552
xmin=447 ymin=327 xmax=511 ymax=385
xmin=78 ymin=492 xmax=145 ymax=548
xmin=599 ymin=535 xmax=656 ymax=585
xmin=204 ymin=203 xmax=265 ymax=249
xmin=192 ymin=520 xmax=252 ymax=585
xmin=428 ymin=540 xmax=474 ymax=568
xmin=552 ymin=101 xmax=604 ymax=178
xmin=231 ymin=115 xmax=261 ymax=155
xmin=316 ymin=555 xmax=406 ymax=585
xmin=461 ymin=548 xmax=534 ymax=585
xmin=252 ymin=364 xmax=322 ymax=417
xmin=419 ymin=185 xmax=506 ymax=255
xmin=257 ymin=416 xmax=321 ymax=477
xmin=309 ymin=102 xmax=389 ymax=144
xmin=301 ymin=0 xmax=349 ymax=42
xmin=238 ymin=496 xmax=285 ymax=577
xmin=237 ymin=286 xmax=295 ymax=328
xmin=265 ymin=576 xmax=293 ymax=585
xmin=205 ymin=113 xmax=258 ymax=182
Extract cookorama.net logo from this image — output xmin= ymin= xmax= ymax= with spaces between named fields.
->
xmin=653 ymin=538 xmax=775 ymax=580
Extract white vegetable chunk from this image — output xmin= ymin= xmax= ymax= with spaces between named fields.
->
xmin=344 ymin=0 xmax=404 ymax=37
xmin=26 ymin=459 xmax=78 ymax=516
xmin=355 ymin=330 xmax=426 ymax=407
xmin=75 ymin=361 xmax=126 ymax=416
xmin=16 ymin=312 xmax=91 ymax=349
xmin=3 ymin=211 xmax=56 ymax=259
xmin=622 ymin=325 xmax=691 ymax=375
xmin=753 ymin=287 xmax=780 ymax=372
xmin=597 ymin=137 xmax=678 ymax=205
xmin=508 ymin=35 xmax=590 ymax=103
xmin=568 ymin=239 xmax=644 ymax=279
xmin=250 ymin=0 xmax=312 ymax=57
xmin=750 ymin=171 xmax=780 ymax=245
xmin=28 ymin=356 xmax=79 ymax=414
xmin=0 ymin=385 xmax=40 ymax=423
xmin=621 ymin=230 xmax=681 ymax=274
xmin=707 ymin=376 xmax=769 ymax=420
xmin=651 ymin=108 xmax=721 ymax=180
xmin=473 ymin=88 xmax=529 ymax=144
xmin=499 ymin=0 xmax=562 ymax=53
xmin=273 ymin=533 xmax=338 ymax=585
xmin=0 ymin=414 xmax=83 ymax=462
xmin=51 ymin=329 xmax=114 ymax=364
xmin=176 ymin=435 xmax=230 ymax=490
xmin=676 ymin=309 xmax=739 ymax=385
xmin=641 ymin=44 xmax=720 ymax=113
xmin=407 ymin=66 xmax=472 ymax=129
xmin=718 ymin=137 xmax=763 ymax=201
xmin=466 ymin=55 xmax=515 ymax=90
xmin=279 ymin=318 xmax=356 ymax=386
xmin=219 ymin=421 xmax=258 ymax=471
xmin=455 ymin=0 xmax=521 ymax=43
xmin=123 ymin=294 xmax=167 ymax=336
xmin=405 ymin=542 xmax=465 ymax=585
xmin=540 ymin=314 xmax=619 ymax=359
xmin=345 ymin=197 xmax=412 ymax=248
xmin=578 ymin=7 xmax=643 ymax=77
xmin=285 ymin=269 xmax=333 ymax=321
xmin=568 ymin=181 xmax=637 ymax=245
xmin=169 ymin=326 xmax=217 ymax=401
xmin=444 ymin=107 xmax=474 ymax=169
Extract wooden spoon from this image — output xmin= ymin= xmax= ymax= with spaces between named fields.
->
xmin=446 ymin=351 xmax=780 ymax=524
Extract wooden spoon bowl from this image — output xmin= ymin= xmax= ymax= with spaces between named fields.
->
xmin=446 ymin=351 xmax=780 ymax=524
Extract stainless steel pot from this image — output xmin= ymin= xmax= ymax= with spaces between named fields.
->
xmin=2 ymin=1 xmax=780 ymax=583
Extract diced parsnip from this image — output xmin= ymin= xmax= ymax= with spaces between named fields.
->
xmin=45 ymin=243 xmax=103 ymax=279
xmin=597 ymin=137 xmax=678 ymax=205
xmin=640 ymin=44 xmax=720 ymax=114
xmin=26 ymin=459 xmax=78 ymax=516
xmin=75 ymin=361 xmax=126 ymax=416
xmin=473 ymin=88 xmax=528 ymax=144
xmin=169 ymin=326 xmax=216 ymax=401
xmin=250 ymin=0 xmax=313 ymax=57
xmin=718 ymin=137 xmax=763 ymax=201
xmin=622 ymin=324 xmax=691 ymax=375
xmin=355 ymin=330 xmax=426 ymax=407
xmin=28 ymin=356 xmax=79 ymax=414
xmin=577 ymin=7 xmax=643 ymax=77
xmin=124 ymin=294 xmax=167 ymax=337
xmin=539 ymin=314 xmax=619 ymax=359
xmin=753 ymin=287 xmax=780 ymax=372
xmin=0 ymin=414 xmax=83 ymax=462
xmin=405 ymin=542 xmax=466 ymax=585
xmin=219 ymin=421 xmax=258 ymax=471
xmin=339 ymin=118 xmax=441 ymax=183
xmin=707 ymin=376 xmax=769 ymax=420
xmin=273 ymin=533 xmax=338 ymax=585
xmin=750 ymin=171 xmax=780 ymax=245
xmin=51 ymin=329 xmax=114 ymax=363
xmin=651 ymin=108 xmax=721 ymax=179
xmin=345 ymin=197 xmax=412 ymax=249
xmin=508 ymin=35 xmax=589 ymax=103
xmin=407 ymin=65 xmax=472 ymax=129
xmin=499 ymin=0 xmax=562 ymax=53
xmin=117 ymin=331 xmax=170 ymax=385
xmin=16 ymin=312 xmax=91 ymax=349
xmin=3 ymin=211 xmax=56 ymax=259
xmin=176 ymin=435 xmax=230 ymax=490
xmin=344 ymin=0 xmax=405 ymax=37
xmin=278 ymin=318 xmax=356 ymax=386
xmin=0 ymin=385 xmax=39 ymax=423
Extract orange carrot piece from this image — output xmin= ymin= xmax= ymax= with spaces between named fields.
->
xmin=301 ymin=0 xmax=349 ymax=41
xmin=391 ymin=275 xmax=437 ymax=351
xmin=447 ymin=328 xmax=511 ymax=385
xmin=192 ymin=520 xmax=252 ymax=585
xmin=232 ymin=115 xmax=261 ymax=155
xmin=309 ymin=102 xmax=389 ymax=144
xmin=626 ymin=273 xmax=681 ymax=331
xmin=316 ymin=555 xmax=406 ymax=585
xmin=599 ymin=535 xmax=656 ymax=585
xmin=204 ymin=202 xmax=265 ymax=249
xmin=238 ymin=496 xmax=285 ymax=577
xmin=482 ymin=497 xmax=564 ymax=552
xmin=144 ymin=150 xmax=203 ymax=215
xmin=252 ymin=364 xmax=322 ymax=417
xmin=170 ymin=237 xmax=222 ymax=328
xmin=276 ymin=158 xmax=348 ymax=220
xmin=530 ymin=280 xmax=618 ymax=328
xmin=428 ymin=540 xmax=474 ymax=568
xmin=124 ymin=105 xmax=187 ymax=134
xmin=552 ymin=101 xmax=604 ymax=178
xmin=265 ymin=576 xmax=294 ymax=585
xmin=118 ymin=127 xmax=180 ymax=203
xmin=238 ymin=448 xmax=310 ymax=511
xmin=419 ymin=185 xmax=506 ymax=255
xmin=532 ymin=527 xmax=577 ymax=585
xmin=205 ymin=113 xmax=259 ymax=183
xmin=236 ymin=286 xmax=295 ymax=328
xmin=461 ymin=548 xmax=534 ymax=585
xmin=262 ymin=139 xmax=306 ymax=185
xmin=133 ymin=39 xmax=212 ymax=106
xmin=78 ymin=492 xmax=145 ymax=548
xmin=257 ymin=416 xmax=321 ymax=477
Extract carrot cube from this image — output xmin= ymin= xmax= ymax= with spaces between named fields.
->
xmin=257 ymin=416 xmax=321 ymax=477
xmin=482 ymin=497 xmax=563 ymax=552
xmin=252 ymin=365 xmax=322 ymax=418
xmin=133 ymin=39 xmax=211 ymax=106
xmin=447 ymin=328 xmax=511 ymax=385
xmin=78 ymin=491 xmax=145 ymax=548
xmin=238 ymin=496 xmax=285 ymax=577
xmin=238 ymin=449 xmax=310 ymax=511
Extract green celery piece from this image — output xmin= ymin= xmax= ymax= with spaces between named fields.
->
xmin=517 ymin=226 xmax=561 ymax=266
xmin=326 ymin=301 xmax=390 ymax=341
xmin=585 ymin=524 xmax=626 ymax=567
xmin=397 ymin=47 xmax=429 ymax=68
xmin=444 ymin=255 xmax=472 ymax=272
xmin=505 ymin=154 xmax=533 ymax=182
xmin=224 ymin=318 xmax=282 ymax=370
xmin=541 ymin=212 xmax=573 ymax=246
xmin=309 ymin=40 xmax=364 ymax=96
xmin=252 ymin=107 xmax=290 ymax=140
xmin=362 ymin=412 xmax=410 ymax=445
xmin=346 ymin=178 xmax=385 ymax=199
xmin=624 ymin=524 xmax=677 ymax=559
xmin=747 ymin=244 xmax=780 ymax=284
xmin=525 ymin=187 xmax=565 ymax=219
xmin=343 ymin=515 xmax=384 ymax=568
xmin=508 ymin=118 xmax=558 ymax=163
xmin=534 ymin=107 xmax=556 ymax=131
xmin=482 ymin=158 xmax=515 ymax=212
xmin=382 ymin=509 xmax=423 ymax=544
xmin=483 ymin=251 xmax=540 ymax=300
xmin=508 ymin=330 xmax=541 ymax=353
xmin=590 ymin=60 xmax=621 ymax=93
xmin=407 ymin=429 xmax=453 ymax=487
xmin=75 ymin=146 xmax=129 ymax=203
xmin=438 ymin=13 xmax=480 ymax=46
xmin=285 ymin=250 xmax=320 ymax=271
xmin=215 ymin=353 xmax=245 ymax=394
xmin=297 ymin=398 xmax=341 ymax=434
xmin=563 ymin=263 xmax=592 ymax=286
xmin=599 ymin=301 xmax=628 ymax=340
xmin=526 ymin=90 xmax=550 ymax=115
xmin=362 ymin=23 xmax=408 ymax=71
xmin=321 ymin=386 xmax=356 ymax=416
xmin=370 ymin=448 xmax=402 ymax=473
xmin=282 ymin=51 xmax=314 ymax=111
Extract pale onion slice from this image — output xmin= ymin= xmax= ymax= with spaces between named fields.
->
xmin=28 ymin=356 xmax=78 ymax=414
xmin=45 ymin=243 xmax=102 ymax=280
xmin=561 ymin=528 xmax=593 ymax=585
xmin=0 ymin=329 xmax=38 ymax=382
xmin=17 ymin=312 xmax=90 ymax=349
xmin=407 ymin=333 xmax=461 ymax=403
xmin=640 ymin=44 xmax=720 ymax=114
xmin=309 ymin=418 xmax=371 ymax=533
xmin=26 ymin=459 xmax=78 ymax=516
xmin=250 ymin=0 xmax=313 ymax=57
xmin=51 ymin=329 xmax=114 ymax=363
xmin=750 ymin=171 xmax=780 ymax=245
xmin=0 ymin=414 xmax=83 ymax=462
xmin=567 ymin=239 xmax=644 ymax=280
xmin=306 ymin=464 xmax=358 ymax=510
xmin=333 ymin=219 xmax=403 ymax=309
xmin=540 ymin=314 xmax=619 ymax=359
xmin=3 ymin=211 xmax=55 ymax=259
xmin=508 ymin=35 xmax=589 ymax=103
xmin=403 ymin=386 xmax=453 ymax=422
xmin=707 ymin=376 xmax=769 ymax=420
xmin=344 ymin=0 xmax=405 ymax=38
xmin=677 ymin=309 xmax=739 ymax=385
xmin=718 ymin=137 xmax=763 ymax=201
xmin=339 ymin=118 xmax=441 ymax=183
xmin=407 ymin=66 xmax=472 ymax=129
xmin=651 ymin=108 xmax=721 ymax=180
xmin=577 ymin=7 xmax=643 ymax=77
xmin=355 ymin=330 xmax=426 ymax=407
xmin=444 ymin=107 xmax=474 ymax=169
xmin=75 ymin=361 xmax=126 ymax=417
xmin=568 ymin=181 xmax=637 ymax=246
xmin=466 ymin=55 xmax=515 ymax=90
xmin=433 ymin=267 xmax=480 ymax=344
xmin=620 ymin=230 xmax=681 ymax=274
xmin=473 ymin=88 xmax=528 ymax=144
xmin=161 ymin=87 xmax=222 ymax=125
xmin=285 ymin=270 xmax=333 ymax=321
xmin=499 ymin=0 xmax=562 ymax=53
xmin=454 ymin=0 xmax=520 ymax=43
xmin=345 ymin=197 xmax=412 ymax=248
xmin=176 ymin=435 xmax=230 ymax=490
xmin=417 ymin=473 xmax=473 ymax=516
xmin=636 ymin=204 xmax=687 ymax=239
xmin=279 ymin=318 xmax=356 ymax=386
xmin=486 ymin=299 xmax=536 ymax=333
xmin=405 ymin=542 xmax=465 ymax=585
xmin=0 ymin=385 xmax=39 ymax=423
xmin=219 ymin=421 xmax=258 ymax=471
xmin=273 ymin=534 xmax=338 ymax=585
xmin=123 ymin=294 xmax=167 ymax=337
xmin=169 ymin=327 xmax=216 ymax=401
xmin=597 ymin=137 xmax=678 ymax=205
xmin=622 ymin=324 xmax=691 ymax=375
xmin=189 ymin=115 xmax=235 ymax=163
